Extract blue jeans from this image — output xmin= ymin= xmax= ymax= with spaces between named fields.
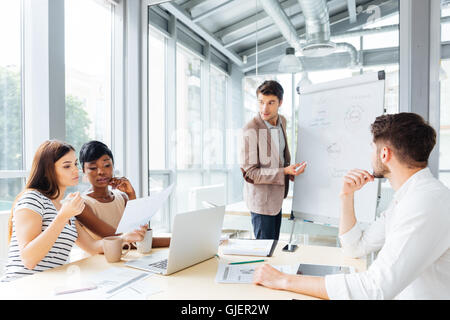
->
xmin=251 ymin=210 xmax=282 ymax=240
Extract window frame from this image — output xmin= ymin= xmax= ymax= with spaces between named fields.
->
xmin=0 ymin=0 xmax=123 ymax=213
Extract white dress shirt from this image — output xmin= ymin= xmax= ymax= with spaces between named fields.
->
xmin=325 ymin=168 xmax=450 ymax=299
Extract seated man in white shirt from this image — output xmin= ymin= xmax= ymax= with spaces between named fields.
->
xmin=253 ymin=112 xmax=450 ymax=299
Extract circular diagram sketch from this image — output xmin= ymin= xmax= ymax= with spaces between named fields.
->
xmin=345 ymin=106 xmax=363 ymax=130
xmin=326 ymin=142 xmax=342 ymax=160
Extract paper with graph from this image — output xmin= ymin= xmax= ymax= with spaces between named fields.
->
xmin=215 ymin=263 xmax=299 ymax=284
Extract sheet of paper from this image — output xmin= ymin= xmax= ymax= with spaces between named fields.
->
xmin=221 ymin=239 xmax=274 ymax=256
xmin=116 ymin=183 xmax=175 ymax=233
xmin=54 ymin=267 xmax=162 ymax=300
xmin=215 ymin=263 xmax=300 ymax=284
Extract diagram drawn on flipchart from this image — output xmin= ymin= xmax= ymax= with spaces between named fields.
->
xmin=344 ymin=105 xmax=364 ymax=131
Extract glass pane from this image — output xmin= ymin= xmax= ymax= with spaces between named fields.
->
xmin=0 ymin=178 xmax=25 ymax=211
xmin=0 ymin=0 xmax=23 ymax=171
xmin=149 ymin=173 xmax=170 ymax=231
xmin=362 ymin=13 xmax=399 ymax=50
xmin=175 ymin=171 xmax=203 ymax=214
xmin=176 ymin=45 xmax=202 ymax=169
xmin=243 ymin=77 xmax=261 ymax=124
xmin=442 ymin=5 xmax=450 ymax=42
xmin=439 ymin=60 xmax=450 ymax=171
xmin=148 ymin=29 xmax=167 ymax=170
xmin=207 ymin=66 xmax=227 ymax=167
xmin=441 ymin=4 xmax=450 ymax=185
xmin=65 ymin=0 xmax=113 ymax=154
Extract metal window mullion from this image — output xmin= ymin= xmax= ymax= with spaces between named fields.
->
xmin=124 ymin=0 xmax=142 ymax=197
xmin=202 ymin=42 xmax=211 ymax=186
xmin=399 ymin=0 xmax=441 ymax=176
xmin=20 ymin=0 xmax=26 ymax=172
xmin=111 ymin=1 xmax=126 ymax=177
xmin=166 ymin=15 xmax=178 ymax=231
xmin=141 ymin=0 xmax=150 ymax=198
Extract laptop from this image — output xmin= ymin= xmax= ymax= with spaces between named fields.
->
xmin=125 ymin=206 xmax=225 ymax=275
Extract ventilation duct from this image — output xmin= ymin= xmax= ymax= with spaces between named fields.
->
xmin=260 ymin=0 xmax=303 ymax=72
xmin=336 ymin=42 xmax=359 ymax=68
xmin=297 ymin=0 xmax=336 ymax=57
xmin=260 ymin=0 xmax=359 ymax=70
xmin=259 ymin=0 xmax=303 ymax=53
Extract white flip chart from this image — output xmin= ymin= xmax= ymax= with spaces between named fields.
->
xmin=292 ymin=72 xmax=385 ymax=226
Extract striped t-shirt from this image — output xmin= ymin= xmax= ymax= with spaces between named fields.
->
xmin=1 ymin=190 xmax=78 ymax=282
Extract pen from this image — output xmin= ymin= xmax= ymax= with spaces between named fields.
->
xmin=229 ymin=259 xmax=266 ymax=265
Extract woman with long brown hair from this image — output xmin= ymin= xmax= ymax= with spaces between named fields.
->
xmin=1 ymin=140 xmax=147 ymax=282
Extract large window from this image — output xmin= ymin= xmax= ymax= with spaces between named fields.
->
xmin=0 ymin=0 xmax=24 ymax=210
xmin=148 ymin=28 xmax=167 ymax=171
xmin=440 ymin=4 xmax=450 ymax=187
xmin=65 ymin=0 xmax=113 ymax=155
xmin=147 ymin=27 xmax=169 ymax=231
xmin=176 ymin=45 xmax=203 ymax=170
xmin=175 ymin=45 xmax=203 ymax=214
xmin=207 ymin=66 xmax=227 ymax=168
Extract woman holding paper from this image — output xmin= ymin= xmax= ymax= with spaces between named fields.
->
xmin=2 ymin=140 xmax=147 ymax=282
xmin=77 ymin=140 xmax=170 ymax=247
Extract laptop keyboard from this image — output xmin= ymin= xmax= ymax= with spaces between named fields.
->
xmin=148 ymin=259 xmax=168 ymax=270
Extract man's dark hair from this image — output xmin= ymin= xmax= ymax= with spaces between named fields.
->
xmin=256 ymin=80 xmax=284 ymax=102
xmin=371 ymin=112 xmax=436 ymax=168
xmin=79 ymin=140 xmax=114 ymax=170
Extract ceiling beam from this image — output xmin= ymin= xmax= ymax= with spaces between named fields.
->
xmin=214 ymin=0 xmax=299 ymax=41
xmin=181 ymin=0 xmax=209 ymax=12
xmin=192 ymin=0 xmax=236 ymax=23
xmin=160 ymin=1 xmax=244 ymax=67
xmin=244 ymin=46 xmax=401 ymax=75
xmin=347 ymin=0 xmax=357 ymax=23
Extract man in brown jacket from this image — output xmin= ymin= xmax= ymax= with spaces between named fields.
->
xmin=240 ymin=80 xmax=306 ymax=240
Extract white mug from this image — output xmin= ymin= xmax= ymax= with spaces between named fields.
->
xmin=133 ymin=229 xmax=153 ymax=254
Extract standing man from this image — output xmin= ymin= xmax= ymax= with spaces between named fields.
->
xmin=240 ymin=80 xmax=306 ymax=240
xmin=253 ymin=112 xmax=450 ymax=299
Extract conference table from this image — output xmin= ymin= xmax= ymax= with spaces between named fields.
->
xmin=0 ymin=241 xmax=366 ymax=300
xmin=225 ymin=198 xmax=293 ymax=219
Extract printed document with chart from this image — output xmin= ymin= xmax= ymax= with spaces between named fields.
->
xmin=216 ymin=263 xmax=299 ymax=284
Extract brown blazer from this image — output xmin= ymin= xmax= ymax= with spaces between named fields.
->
xmin=240 ymin=114 xmax=291 ymax=215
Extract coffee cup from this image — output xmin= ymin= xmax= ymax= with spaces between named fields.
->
xmin=103 ymin=236 xmax=131 ymax=262
xmin=133 ymin=229 xmax=153 ymax=254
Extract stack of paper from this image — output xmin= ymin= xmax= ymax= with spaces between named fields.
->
xmin=221 ymin=239 xmax=276 ymax=257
